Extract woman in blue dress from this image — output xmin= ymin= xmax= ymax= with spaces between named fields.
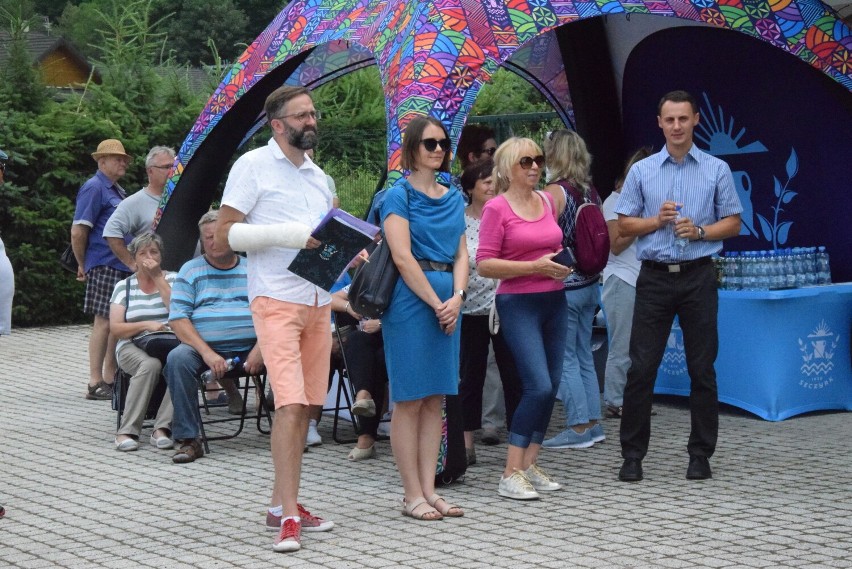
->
xmin=381 ymin=116 xmax=467 ymax=521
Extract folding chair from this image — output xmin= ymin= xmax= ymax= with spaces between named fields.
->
xmin=323 ymin=315 xmax=361 ymax=444
xmin=195 ymin=368 xmax=273 ymax=453
xmin=113 ymin=368 xmax=168 ymax=431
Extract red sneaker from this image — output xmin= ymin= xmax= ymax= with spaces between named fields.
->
xmin=266 ymin=504 xmax=334 ymax=533
xmin=272 ymin=518 xmax=301 ymax=553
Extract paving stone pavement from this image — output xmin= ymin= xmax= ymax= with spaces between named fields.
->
xmin=1 ymin=325 xmax=851 ymax=568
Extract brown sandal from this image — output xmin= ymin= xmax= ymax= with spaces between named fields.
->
xmin=427 ymin=494 xmax=464 ymax=517
xmin=86 ymin=381 xmax=113 ymax=400
xmin=401 ymin=497 xmax=443 ymax=521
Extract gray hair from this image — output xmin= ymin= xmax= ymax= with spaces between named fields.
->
xmin=128 ymin=231 xmax=164 ymax=257
xmin=145 ymin=146 xmax=176 ymax=168
xmin=197 ymin=209 xmax=219 ymax=229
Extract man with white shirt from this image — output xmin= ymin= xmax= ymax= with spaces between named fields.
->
xmin=216 ymin=86 xmax=334 ymax=553
xmin=104 ymin=146 xmax=175 ymax=271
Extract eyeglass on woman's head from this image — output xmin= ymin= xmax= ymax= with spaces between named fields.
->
xmin=519 ymin=155 xmax=545 ymax=169
xmin=421 ymin=138 xmax=451 ymax=152
xmin=275 ymin=110 xmax=321 ymax=122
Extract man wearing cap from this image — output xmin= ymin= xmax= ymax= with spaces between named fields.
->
xmin=71 ymin=139 xmax=133 ymax=400
xmin=104 ymin=146 xmax=175 ymax=271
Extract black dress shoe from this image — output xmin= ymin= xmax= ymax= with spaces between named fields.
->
xmin=618 ymin=458 xmax=643 ymax=482
xmin=686 ymin=455 xmax=712 ymax=480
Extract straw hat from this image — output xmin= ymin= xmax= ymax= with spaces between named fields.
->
xmin=91 ymin=139 xmax=132 ymax=161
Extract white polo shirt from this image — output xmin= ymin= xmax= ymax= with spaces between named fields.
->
xmin=222 ymin=138 xmax=333 ymax=306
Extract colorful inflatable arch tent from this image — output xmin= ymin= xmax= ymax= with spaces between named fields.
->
xmin=155 ymin=0 xmax=852 ymax=279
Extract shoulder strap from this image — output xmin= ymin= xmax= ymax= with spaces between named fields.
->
xmin=535 ymin=190 xmax=553 ymax=215
xmin=123 ymin=276 xmax=132 ymax=321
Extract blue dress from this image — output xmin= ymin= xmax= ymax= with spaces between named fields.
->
xmin=380 ymin=179 xmax=466 ymax=402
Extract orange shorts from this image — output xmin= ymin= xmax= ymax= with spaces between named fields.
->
xmin=250 ymin=296 xmax=331 ymax=408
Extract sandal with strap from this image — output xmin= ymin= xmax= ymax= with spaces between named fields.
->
xmin=427 ymin=494 xmax=464 ymax=517
xmin=401 ymin=497 xmax=443 ymax=521
xmin=86 ymin=380 xmax=113 ymax=400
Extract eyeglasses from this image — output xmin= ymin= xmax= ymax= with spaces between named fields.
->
xmin=149 ymin=164 xmax=172 ymax=170
xmin=481 ymin=146 xmax=497 ymax=157
xmin=421 ymin=138 xmax=450 ymax=152
xmin=519 ymin=155 xmax=545 ymax=169
xmin=275 ymin=110 xmax=321 ymax=122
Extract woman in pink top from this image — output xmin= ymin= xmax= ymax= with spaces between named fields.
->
xmin=477 ymin=137 xmax=572 ymax=501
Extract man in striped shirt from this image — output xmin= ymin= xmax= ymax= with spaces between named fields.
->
xmin=614 ymin=90 xmax=742 ymax=483
xmin=164 ymin=210 xmax=263 ymax=464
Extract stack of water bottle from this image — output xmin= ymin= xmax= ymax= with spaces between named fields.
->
xmin=717 ymin=247 xmax=832 ymax=290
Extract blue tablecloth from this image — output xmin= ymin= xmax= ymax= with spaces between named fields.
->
xmin=654 ymin=283 xmax=852 ymax=421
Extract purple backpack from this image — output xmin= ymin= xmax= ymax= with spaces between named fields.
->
xmin=557 ymin=181 xmax=610 ymax=276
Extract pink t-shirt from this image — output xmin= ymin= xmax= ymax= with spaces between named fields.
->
xmin=476 ymin=192 xmax=565 ymax=295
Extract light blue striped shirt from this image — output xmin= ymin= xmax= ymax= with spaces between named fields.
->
xmin=169 ymin=256 xmax=256 ymax=353
xmin=615 ymin=144 xmax=742 ymax=263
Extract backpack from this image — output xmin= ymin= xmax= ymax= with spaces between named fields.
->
xmin=556 ymin=180 xmax=610 ymax=275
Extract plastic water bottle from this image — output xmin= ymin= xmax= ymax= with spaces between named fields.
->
xmin=674 ymin=204 xmax=689 ymax=253
xmin=783 ymin=248 xmax=796 ymax=289
xmin=769 ymin=250 xmax=785 ymax=290
xmin=803 ymin=247 xmax=817 ymax=286
xmin=200 ymin=356 xmax=241 ymax=381
xmin=728 ymin=252 xmax=741 ymax=290
xmin=817 ymin=246 xmax=832 ymax=285
xmin=791 ymin=248 xmax=806 ymax=288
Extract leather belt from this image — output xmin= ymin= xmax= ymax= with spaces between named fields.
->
xmin=641 ymin=256 xmax=712 ymax=274
xmin=416 ymin=259 xmax=453 ymax=273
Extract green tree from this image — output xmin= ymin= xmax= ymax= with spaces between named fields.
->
xmin=152 ymin=0 xmax=249 ymax=66
xmin=471 ymin=68 xmax=554 ymax=115
xmin=0 ymin=1 xmax=47 ymax=113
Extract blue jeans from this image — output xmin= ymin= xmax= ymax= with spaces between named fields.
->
xmin=601 ymin=276 xmax=636 ymax=408
xmin=557 ymin=283 xmax=602 ymax=426
xmin=497 ymin=290 xmax=568 ymax=448
xmin=164 ymin=343 xmax=249 ymax=441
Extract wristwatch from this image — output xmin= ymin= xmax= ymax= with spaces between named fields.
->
xmin=456 ymin=289 xmax=467 ymax=301
xmin=696 ymin=226 xmax=706 ymax=241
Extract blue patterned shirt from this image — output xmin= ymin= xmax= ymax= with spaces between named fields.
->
xmin=615 ymin=144 xmax=742 ymax=263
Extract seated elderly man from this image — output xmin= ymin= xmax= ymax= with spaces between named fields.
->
xmin=164 ymin=210 xmax=263 ymax=463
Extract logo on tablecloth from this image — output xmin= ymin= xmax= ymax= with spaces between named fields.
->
xmin=661 ymin=321 xmax=687 ymax=377
xmin=798 ymin=320 xmax=838 ymax=389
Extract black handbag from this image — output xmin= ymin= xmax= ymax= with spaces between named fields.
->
xmin=348 ymin=238 xmax=399 ymax=319
xmin=59 ymin=244 xmax=78 ymax=273
xmin=132 ymin=331 xmax=180 ymax=364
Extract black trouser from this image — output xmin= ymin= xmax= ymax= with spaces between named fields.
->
xmin=458 ymin=314 xmax=522 ymax=433
xmin=620 ymin=260 xmax=719 ymax=460
xmin=342 ymin=330 xmax=387 ymax=439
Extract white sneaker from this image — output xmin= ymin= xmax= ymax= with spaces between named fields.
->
xmin=306 ymin=419 xmax=322 ymax=447
xmin=524 ymin=463 xmax=562 ymax=492
xmin=498 ymin=470 xmax=540 ymax=500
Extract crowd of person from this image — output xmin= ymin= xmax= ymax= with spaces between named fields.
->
xmin=0 ymin=87 xmax=742 ymax=552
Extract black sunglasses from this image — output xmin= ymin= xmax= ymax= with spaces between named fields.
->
xmin=519 ymin=155 xmax=545 ymax=169
xmin=421 ymin=138 xmax=451 ymax=152
xmin=481 ymin=146 xmax=497 ymax=156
